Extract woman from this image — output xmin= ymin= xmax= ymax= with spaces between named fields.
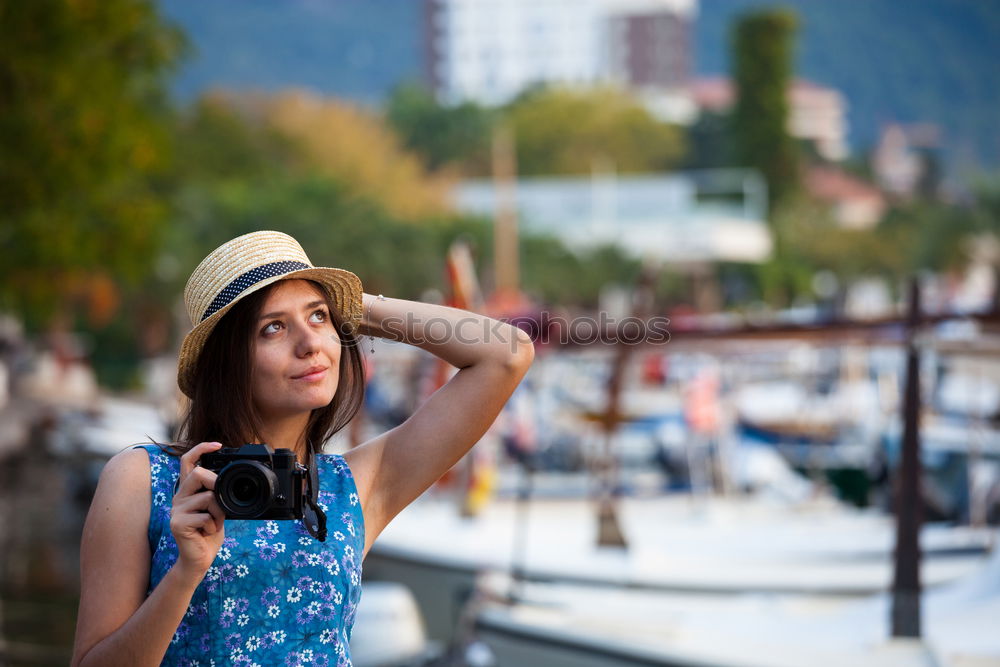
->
xmin=71 ymin=231 xmax=534 ymax=666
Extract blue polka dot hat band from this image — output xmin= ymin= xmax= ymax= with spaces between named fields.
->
xmin=176 ymin=230 xmax=363 ymax=398
xmin=200 ymin=260 xmax=310 ymax=322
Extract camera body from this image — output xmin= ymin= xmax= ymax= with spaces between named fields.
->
xmin=199 ymin=443 xmax=305 ymax=520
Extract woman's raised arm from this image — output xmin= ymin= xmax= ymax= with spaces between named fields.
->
xmin=345 ymin=293 xmax=535 ymax=556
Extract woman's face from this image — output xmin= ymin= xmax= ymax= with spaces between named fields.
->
xmin=251 ymin=279 xmax=342 ymax=421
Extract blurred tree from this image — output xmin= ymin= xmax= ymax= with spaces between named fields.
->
xmin=160 ymin=99 xmax=479 ymax=302
xmin=505 ymin=87 xmax=685 ymax=176
xmin=385 ymin=82 xmax=495 ymax=175
xmin=877 ymin=201 xmax=977 ymax=276
xmin=0 ymin=0 xmax=185 ymax=328
xmin=204 ymin=89 xmax=454 ymax=222
xmin=519 ymin=235 xmax=640 ymax=308
xmin=682 ymin=110 xmax=734 ymax=169
xmin=731 ymin=9 xmax=799 ymax=210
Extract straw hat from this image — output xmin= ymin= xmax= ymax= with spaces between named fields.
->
xmin=176 ymin=230 xmax=363 ymax=398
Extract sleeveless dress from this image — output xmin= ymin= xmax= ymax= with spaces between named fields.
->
xmin=136 ymin=445 xmax=365 ymax=667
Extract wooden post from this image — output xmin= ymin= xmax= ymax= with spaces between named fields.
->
xmin=596 ymin=259 xmax=661 ymax=548
xmin=492 ymin=125 xmax=520 ymax=295
xmin=891 ymin=277 xmax=923 ymax=638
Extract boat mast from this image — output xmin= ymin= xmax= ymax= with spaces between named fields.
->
xmin=891 ymin=277 xmax=924 ymax=637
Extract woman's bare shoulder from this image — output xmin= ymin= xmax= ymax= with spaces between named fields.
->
xmin=97 ymin=446 xmax=153 ymax=494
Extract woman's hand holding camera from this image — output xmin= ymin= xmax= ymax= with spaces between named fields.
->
xmin=169 ymin=442 xmax=226 ymax=581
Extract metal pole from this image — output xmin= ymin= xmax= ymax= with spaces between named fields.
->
xmin=891 ymin=277 xmax=923 ymax=638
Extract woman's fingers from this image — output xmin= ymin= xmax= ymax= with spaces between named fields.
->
xmin=175 ymin=466 xmax=218 ymax=499
xmin=179 ymin=441 xmax=222 ymax=480
xmin=197 ymin=513 xmax=221 ymax=536
xmin=171 ymin=494 xmax=225 ymax=531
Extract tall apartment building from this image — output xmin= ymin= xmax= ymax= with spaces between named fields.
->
xmin=424 ymin=0 xmax=697 ymax=107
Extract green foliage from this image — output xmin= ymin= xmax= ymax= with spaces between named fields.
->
xmin=161 ymin=99 xmax=464 ymax=301
xmin=683 ymin=110 xmax=734 ymax=169
xmin=731 ymin=9 xmax=799 ymax=209
xmin=385 ymin=82 xmax=495 ymax=174
xmin=876 ymin=202 xmax=978 ymax=276
xmin=505 ymin=87 xmax=685 ymax=177
xmin=0 ymin=0 xmax=185 ymax=326
xmin=777 ymin=195 xmax=897 ymax=289
xmin=520 ymin=236 xmax=641 ymax=308
xmin=754 ymin=176 xmax=1000 ymax=308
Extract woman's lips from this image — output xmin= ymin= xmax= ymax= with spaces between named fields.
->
xmin=292 ymin=367 xmax=327 ymax=382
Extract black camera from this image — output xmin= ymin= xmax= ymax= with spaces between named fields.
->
xmin=199 ymin=443 xmax=306 ymax=520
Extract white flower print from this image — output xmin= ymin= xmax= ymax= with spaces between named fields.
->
xmin=145 ymin=453 xmax=366 ymax=665
xmin=154 ymin=491 xmax=167 ymax=505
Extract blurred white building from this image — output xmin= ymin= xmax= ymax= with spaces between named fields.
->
xmin=425 ymin=0 xmax=697 ymax=112
xmin=871 ymin=123 xmax=940 ymax=198
xmin=451 ymin=169 xmax=772 ymax=264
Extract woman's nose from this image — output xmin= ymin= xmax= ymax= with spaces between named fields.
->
xmin=294 ymin=323 xmax=324 ymax=357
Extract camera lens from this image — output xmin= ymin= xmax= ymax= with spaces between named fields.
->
xmin=231 ymin=476 xmax=260 ymax=505
xmin=215 ymin=461 xmax=278 ymax=519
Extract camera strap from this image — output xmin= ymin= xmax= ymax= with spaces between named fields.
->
xmin=303 ymin=452 xmax=328 ymax=542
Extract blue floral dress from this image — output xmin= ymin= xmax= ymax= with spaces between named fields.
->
xmin=136 ymin=445 xmax=365 ymax=667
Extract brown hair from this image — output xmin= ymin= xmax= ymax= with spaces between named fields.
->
xmin=166 ymin=279 xmax=365 ymax=455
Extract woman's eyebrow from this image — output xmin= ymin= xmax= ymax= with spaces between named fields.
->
xmin=258 ymin=300 xmax=327 ymax=321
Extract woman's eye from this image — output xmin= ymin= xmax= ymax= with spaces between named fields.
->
xmin=311 ymin=309 xmax=329 ymax=323
xmin=262 ymin=321 xmax=282 ymax=335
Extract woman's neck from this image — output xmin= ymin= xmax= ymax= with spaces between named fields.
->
xmin=256 ymin=413 xmax=312 ymax=463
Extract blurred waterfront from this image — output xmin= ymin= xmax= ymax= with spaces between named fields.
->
xmin=3 ymin=303 xmax=1000 ymax=664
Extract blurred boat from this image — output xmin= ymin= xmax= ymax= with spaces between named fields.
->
xmin=470 ymin=541 xmax=1000 ymax=667
xmin=734 ymin=378 xmax=884 ymax=472
xmin=349 ymin=581 xmax=444 ymax=667
xmin=364 ymin=493 xmax=996 ymax=649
